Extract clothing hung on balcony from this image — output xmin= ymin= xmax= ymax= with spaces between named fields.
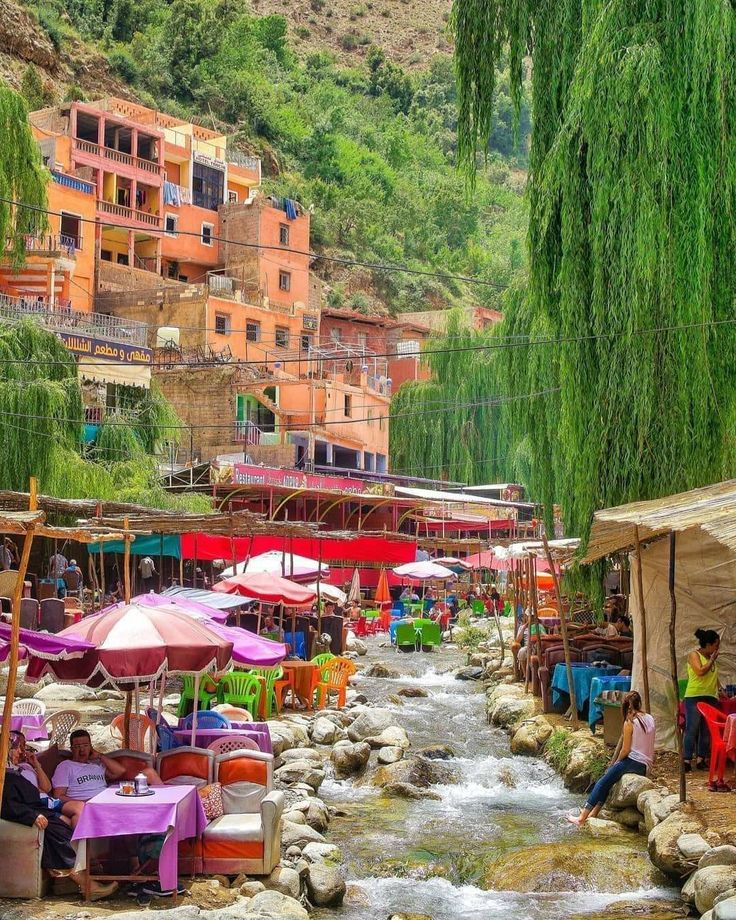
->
xmin=163 ymin=181 xmax=182 ymax=207
xmin=285 ymin=198 xmax=298 ymax=220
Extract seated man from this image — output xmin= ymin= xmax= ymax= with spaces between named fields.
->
xmin=52 ymin=729 xmax=162 ymax=828
xmin=9 ymin=731 xmax=53 ymax=794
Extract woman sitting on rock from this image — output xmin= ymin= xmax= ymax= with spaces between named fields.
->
xmin=567 ymin=690 xmax=655 ymax=828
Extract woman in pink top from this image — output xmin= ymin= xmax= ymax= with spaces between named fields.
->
xmin=568 ymin=690 xmax=655 ymax=827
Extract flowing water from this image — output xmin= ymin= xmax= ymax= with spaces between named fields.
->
xmin=314 ymin=644 xmax=683 ymax=920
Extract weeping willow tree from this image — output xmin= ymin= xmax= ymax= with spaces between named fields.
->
xmin=0 ymin=82 xmax=48 ymax=264
xmin=450 ymin=0 xmax=736 ymax=541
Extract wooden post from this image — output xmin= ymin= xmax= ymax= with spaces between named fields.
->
xmin=99 ymin=542 xmax=106 ymax=606
xmin=542 ymin=531 xmax=578 ymax=728
xmin=668 ymin=532 xmax=686 ymax=803
xmin=633 ymin=526 xmax=651 ymax=712
xmin=0 ymin=518 xmax=37 ymax=810
xmin=122 ymin=517 xmax=131 ymax=605
xmin=179 ymin=554 xmax=184 ymax=587
xmin=316 ymin=539 xmax=323 ymax=636
xmin=524 ymin=558 xmax=533 ymax=693
xmin=159 ymin=534 xmax=164 ymax=592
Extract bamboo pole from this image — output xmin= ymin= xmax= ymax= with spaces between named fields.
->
xmin=99 ymin=542 xmax=105 ymax=606
xmin=633 ymin=526 xmax=651 ymax=712
xmin=542 ymin=530 xmax=578 ymax=728
xmin=316 ymin=539 xmax=323 ymax=638
xmin=524 ymin=558 xmax=532 ymax=693
xmin=668 ymin=532 xmax=686 ymax=803
xmin=123 ymin=517 xmax=132 ymax=748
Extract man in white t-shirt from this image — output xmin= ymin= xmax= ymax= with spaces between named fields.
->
xmin=138 ymin=556 xmax=157 ymax=593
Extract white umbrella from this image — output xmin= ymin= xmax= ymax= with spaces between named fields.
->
xmin=222 ymin=551 xmax=330 ymax=580
xmin=347 ymin=567 xmax=362 ymax=604
xmin=392 ymin=561 xmax=457 ymax=581
xmin=306 ymin=582 xmax=347 ymax=605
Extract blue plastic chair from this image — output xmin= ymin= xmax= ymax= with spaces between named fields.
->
xmin=284 ymin=631 xmax=307 ymax=659
xmin=156 ymin=721 xmax=180 ymax=752
xmin=181 ymin=710 xmax=231 ymax=730
xmin=393 ymin=600 xmax=405 ymax=616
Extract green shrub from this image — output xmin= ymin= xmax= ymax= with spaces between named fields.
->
xmin=295 ymin=25 xmax=311 ymax=38
xmin=584 ymin=747 xmax=611 ymax=783
xmin=37 ymin=7 xmax=64 ymax=49
xmin=544 ymin=729 xmax=573 ymax=774
xmin=108 ymin=47 xmax=139 ymax=83
xmin=339 ymin=32 xmax=358 ymax=50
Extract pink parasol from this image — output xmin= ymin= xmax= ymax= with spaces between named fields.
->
xmin=213 ymin=573 xmax=316 ymax=606
xmin=0 ymin=623 xmax=95 ymax=664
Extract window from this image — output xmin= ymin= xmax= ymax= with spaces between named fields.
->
xmin=278 ymin=271 xmax=291 ymax=292
xmin=301 ymin=333 xmax=313 ymax=352
xmin=201 ymin=223 xmax=214 ymax=246
xmin=228 ymin=190 xmax=238 ymax=203
xmin=192 ymin=161 xmax=225 ymax=211
xmin=116 ymin=253 xmax=129 ymax=266
xmin=215 ymin=313 xmax=231 ymax=336
xmin=165 ymin=214 xmax=178 ymax=237
xmin=60 ymin=212 xmax=81 ymax=249
xmin=379 ymin=413 xmax=385 ymax=431
xmin=330 ymin=328 xmax=342 ymax=343
xmin=396 ymin=338 xmax=420 ymax=356
xmin=246 ymin=321 xmax=261 ymax=343
xmin=178 ymin=274 xmax=189 ymax=282
xmin=275 ymin=326 xmax=289 ymax=349
xmin=100 ymin=249 xmax=112 ymax=262
xmin=344 ymin=394 xmax=352 ymax=417
xmin=367 ymin=409 xmax=374 ymax=425
xmin=167 ymin=262 xmax=178 ymax=279
xmin=357 ymin=332 xmax=368 ymax=351
xmin=279 ymin=223 xmax=289 ymax=246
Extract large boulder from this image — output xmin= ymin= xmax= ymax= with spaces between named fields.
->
xmin=701 ymin=848 xmax=736 ymax=870
xmin=364 ymin=725 xmax=410 ymax=750
xmin=608 ymin=774 xmax=655 ymax=810
xmin=330 ymin=740 xmax=371 ymax=777
xmin=383 ymin=782 xmax=442 ymax=800
xmin=648 ymin=810 xmax=710 ymax=877
xmin=643 ymin=792 xmax=682 ymax=833
xmin=365 ymin=662 xmax=400 ymax=678
xmin=274 ymin=760 xmax=324 ymax=791
xmin=347 ymin=708 xmax=399 ymax=742
xmin=398 ymin=686 xmax=428 ymax=698
xmin=286 ymin=797 xmax=330 ymax=833
xmin=310 ymin=717 xmax=345 ymax=745
xmin=345 ymin=635 xmax=367 ymax=655
xmin=263 ymin=866 xmax=301 ymax=900
xmin=677 ymin=833 xmax=712 ymax=861
xmin=305 ymin=863 xmax=346 ymax=907
xmin=372 ymin=756 xmax=457 ymax=789
xmin=600 ymin=807 xmax=642 ymax=829
xmin=279 ymin=748 xmax=322 ymax=763
xmin=280 ymin=820 xmax=327 ymax=850
xmin=490 ymin=695 xmax=536 ymax=729
xmin=302 ymin=842 xmax=342 ymax=864
xmin=378 ymin=746 xmax=404 ymax=765
xmin=415 ymin=744 xmax=455 ymax=760
xmin=243 ymin=890 xmax=310 ymax=919
xmin=510 ymin=716 xmax=554 ymax=756
xmin=455 ymin=666 xmax=484 ymax=681
xmin=715 ymin=896 xmax=736 ymax=919
xmin=693 ymin=867 xmax=736 ymax=914
xmin=560 ymin=735 xmax=607 ymax=793
xmin=586 ymin=817 xmax=635 ymax=839
xmin=35 ymin=682 xmax=97 ymax=701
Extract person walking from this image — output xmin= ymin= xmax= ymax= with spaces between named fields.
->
xmin=138 ymin=556 xmax=157 ymax=593
xmin=683 ymin=628 xmax=721 ymax=771
xmin=567 ymin=690 xmax=655 ymax=827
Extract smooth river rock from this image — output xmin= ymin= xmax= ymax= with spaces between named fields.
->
xmin=274 ymin=760 xmax=325 ymax=791
xmin=607 ymin=773 xmax=655 ymax=809
xmin=714 ymin=896 xmax=736 ymax=919
xmin=378 ymin=745 xmax=405 ymax=764
xmin=365 ymin=725 xmax=410 ymax=750
xmin=372 ymin=756 xmax=458 ymax=789
xmin=397 ymin=686 xmax=429 ymax=698
xmin=383 ymin=781 xmax=442 ymax=800
xmin=693 ymin=867 xmax=736 ymax=914
xmin=310 ymin=717 xmax=346 ymax=745
xmin=365 ymin=662 xmax=400 ymax=678
xmin=648 ymin=810 xmax=711 ymax=877
xmin=280 ymin=820 xmax=327 ymax=849
xmin=347 ymin=708 xmax=399 ymax=741
xmin=700 ymin=847 xmax=736 ymax=870
xmin=331 ymin=740 xmax=371 ymax=777
xmin=677 ymin=832 xmax=711 ymax=861
xmin=490 ymin=695 xmax=536 ymax=729
xmin=263 ymin=866 xmax=301 ymax=900
xmin=305 ymin=863 xmax=347 ymax=907
xmin=510 ymin=716 xmax=554 ymax=756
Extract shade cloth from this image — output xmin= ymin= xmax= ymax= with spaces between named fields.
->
xmin=162 ymin=586 xmax=249 ymax=613
xmin=393 ymin=561 xmax=457 ymax=581
xmin=72 ymin=784 xmax=205 ymax=891
xmin=0 ymin=623 xmax=95 ymax=663
xmin=131 ymin=592 xmax=229 ymax=624
xmin=89 ymin=534 xmax=181 ymax=559
xmin=222 ymin=551 xmax=329 ymax=580
xmin=25 ymin=602 xmax=233 ymax=687
xmin=0 ymin=713 xmax=47 ymax=741
xmin=181 ymin=534 xmax=416 ymax=565
xmin=551 ymin=662 xmax=622 ymax=712
xmin=588 ymin=675 xmax=632 ymax=728
xmin=214 ymin=573 xmax=316 ymax=606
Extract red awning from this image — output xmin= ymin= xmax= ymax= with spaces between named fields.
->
xmin=181 ymin=534 xmax=416 ymax=565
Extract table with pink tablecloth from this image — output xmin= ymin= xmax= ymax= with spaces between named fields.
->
xmin=72 ymin=784 xmax=205 ymax=891
xmin=724 ymin=714 xmax=736 ymax=755
xmin=0 ymin=714 xmax=47 ymax=741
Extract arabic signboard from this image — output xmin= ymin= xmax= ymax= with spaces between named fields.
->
xmin=58 ymin=333 xmax=152 ymax=365
xmin=229 ymin=463 xmax=394 ymax=496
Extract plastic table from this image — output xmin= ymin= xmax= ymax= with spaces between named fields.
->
xmin=174 ymin=720 xmax=271 ymax=753
xmin=0 ymin=714 xmax=47 ymax=741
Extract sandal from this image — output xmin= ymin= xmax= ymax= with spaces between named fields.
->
xmin=695 ymin=758 xmax=708 ymax=770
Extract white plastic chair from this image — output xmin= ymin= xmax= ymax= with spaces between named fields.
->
xmin=12 ymin=699 xmax=46 ymax=718
xmin=207 ymin=735 xmax=260 ymax=755
xmin=42 ymin=709 xmax=80 ymax=747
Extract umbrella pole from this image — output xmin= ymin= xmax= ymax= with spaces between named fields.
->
xmin=257 ymin=603 xmax=262 ymax=634
xmin=633 ymin=525 xmax=651 ymax=712
xmin=123 ymin=517 xmax=131 ymax=604
xmin=191 ymin=673 xmax=200 ymax=746
xmin=100 ymin=542 xmax=105 ymax=607
xmin=668 ymin=532 xmax=686 ymax=803
xmin=316 ymin=539 xmax=323 ymax=636
xmin=123 ymin=689 xmax=132 ymax=749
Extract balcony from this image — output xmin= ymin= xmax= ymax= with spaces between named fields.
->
xmin=13 ymin=234 xmax=79 ymax=259
xmin=73 ymin=137 xmax=164 ymax=177
xmin=0 ymin=291 xmax=148 ymax=347
xmin=98 ymin=199 xmax=163 ymax=229
xmin=50 ymin=171 xmax=95 ymax=195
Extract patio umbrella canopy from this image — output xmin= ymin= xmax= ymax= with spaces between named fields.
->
xmin=392 ymin=561 xmax=457 ymax=581
xmin=306 ymin=582 xmax=347 ymax=605
xmin=374 ymin=567 xmax=391 ymax=606
xmin=0 ymin=624 xmax=95 ymax=663
xmin=213 ymin=572 xmax=316 ymax=606
xmin=347 ymin=567 xmax=361 ymax=604
xmin=222 ymin=551 xmax=330 ymax=581
xmin=24 ymin=601 xmax=233 ymax=687
xmin=130 ymin=591 xmax=230 ymax=624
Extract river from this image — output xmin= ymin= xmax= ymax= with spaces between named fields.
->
xmin=314 ymin=641 xmax=683 ymax=920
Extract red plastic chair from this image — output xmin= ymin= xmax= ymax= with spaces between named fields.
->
xmin=354 ymin=617 xmax=367 ymax=637
xmin=697 ymin=702 xmax=731 ymax=787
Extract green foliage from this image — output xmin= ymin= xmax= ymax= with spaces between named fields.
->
xmin=544 ymin=729 xmax=573 ymax=774
xmin=20 ymin=65 xmax=53 ymax=110
xmin=108 ymin=47 xmax=139 ymax=83
xmin=451 ymin=0 xmax=736 ymax=545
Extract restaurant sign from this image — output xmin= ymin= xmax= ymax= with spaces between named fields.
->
xmin=231 ymin=463 xmax=393 ymax=496
xmin=58 ymin=333 xmax=152 ymax=365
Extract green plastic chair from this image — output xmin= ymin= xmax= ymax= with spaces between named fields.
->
xmin=395 ymin=622 xmax=418 ymax=653
xmin=409 ymin=603 xmax=423 ymax=617
xmin=363 ymin=608 xmax=380 ymax=619
xmin=217 ymin=672 xmax=262 ymax=718
xmin=244 ymin=666 xmax=284 ymax=719
xmin=311 ymin=653 xmax=335 ymax=670
xmin=415 ymin=619 xmax=442 ymax=650
xmin=177 ymin=673 xmax=219 ymax=718
xmin=471 ymin=599 xmax=485 ymax=616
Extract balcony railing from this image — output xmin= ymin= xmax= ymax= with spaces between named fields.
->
xmin=50 ymin=170 xmax=95 ymax=195
xmin=0 ymin=291 xmax=148 ymax=347
xmin=234 ymin=420 xmax=262 ymax=446
xmin=226 ymin=149 xmax=260 ymax=172
xmin=98 ymin=199 xmax=163 ymax=228
xmin=13 ymin=234 xmax=78 ymax=257
xmin=73 ymin=138 xmax=164 ymax=176
xmin=84 ymin=406 xmax=105 ymax=425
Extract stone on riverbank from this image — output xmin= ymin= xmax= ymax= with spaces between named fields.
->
xmin=77 ymin=890 xmax=309 ymax=920
xmin=700 ymin=847 xmax=736 ymax=870
xmin=714 ymin=896 xmax=736 ymax=919
xmin=366 ymin=662 xmax=400 ymax=678
xmin=365 ymin=725 xmax=410 ymax=750
xmin=677 ymin=834 xmax=712 ymax=861
xmin=378 ymin=745 xmax=404 ymax=764
xmin=346 ymin=635 xmax=367 ymax=655
xmin=415 ymin=744 xmax=455 ymax=760
xmin=648 ymin=810 xmax=712 ymax=877
xmin=306 ymin=863 xmax=346 ymax=906
xmin=286 ymin=797 xmax=330 ymax=832
xmin=608 ymin=774 xmax=655 ymax=809
xmin=310 ymin=717 xmax=346 ymax=745
xmin=302 ymin=841 xmax=342 ymax=864
xmin=347 ymin=708 xmax=398 ymax=741
xmin=600 ymin=806 xmax=643 ymax=829
xmin=275 ymin=760 xmax=325 ymax=791
xmin=692 ymin=867 xmax=736 ymax=914
xmin=35 ymin=682 xmax=98 ymax=701
xmin=586 ymin=817 xmax=636 ymax=838
xmin=455 ymin=666 xmax=484 ymax=680
xmin=372 ymin=755 xmax=458 ymax=789
xmin=331 ymin=740 xmax=371 ymax=776
xmin=280 ymin=748 xmax=322 ymax=763
xmin=398 ymin=686 xmax=428 ymax=698
xmin=383 ymin=781 xmax=442 ymax=800
xmin=263 ymin=866 xmax=301 ymax=899
xmin=491 ymin=695 xmax=537 ymax=729
xmin=239 ymin=880 xmax=266 ymax=898
xmin=510 ymin=716 xmax=553 ymax=755
xmin=281 ymin=820 xmax=327 ymax=849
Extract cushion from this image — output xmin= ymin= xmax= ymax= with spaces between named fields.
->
xmin=203 ymin=813 xmax=264 ymax=843
xmin=221 ymin=781 xmax=265 ymax=815
xmin=198 ymin=783 xmax=224 ymax=821
xmin=167 ymin=774 xmax=209 ymax=789
xmin=217 ymin=757 xmax=268 ymax=787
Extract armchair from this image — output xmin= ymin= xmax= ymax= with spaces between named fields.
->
xmin=0 ymin=818 xmax=48 ymax=898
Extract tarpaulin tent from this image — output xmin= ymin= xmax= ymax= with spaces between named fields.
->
xmin=181 ymin=534 xmax=416 ymax=565
xmin=89 ymin=534 xmax=181 ymax=558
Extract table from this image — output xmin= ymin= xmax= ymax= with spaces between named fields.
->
xmin=551 ymin=662 xmax=621 ymax=712
xmin=588 ymin=675 xmax=632 ymax=729
xmin=0 ymin=713 xmax=47 ymax=741
xmin=282 ymin=660 xmax=320 ymax=709
xmin=73 ymin=784 xmax=205 ymax=899
xmin=174 ymin=721 xmax=271 ymax=753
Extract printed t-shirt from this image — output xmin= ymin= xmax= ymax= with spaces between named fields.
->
xmin=52 ymin=759 xmax=107 ymax=801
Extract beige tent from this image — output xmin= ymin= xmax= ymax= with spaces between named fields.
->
xmin=584 ymin=480 xmax=736 ymax=751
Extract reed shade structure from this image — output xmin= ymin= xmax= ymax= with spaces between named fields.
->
xmin=583 ymin=480 xmax=736 ymax=801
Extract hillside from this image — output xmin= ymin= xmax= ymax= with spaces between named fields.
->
xmin=1 ymin=0 xmax=529 ymax=318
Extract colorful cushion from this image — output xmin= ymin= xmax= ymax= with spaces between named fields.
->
xmin=198 ymin=783 xmax=224 ymax=821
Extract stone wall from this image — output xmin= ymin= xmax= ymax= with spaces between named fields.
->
xmin=96 ymin=261 xmax=183 ymax=294
xmin=95 ymin=283 xmax=209 ymax=349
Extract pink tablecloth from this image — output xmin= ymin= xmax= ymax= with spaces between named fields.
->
xmin=72 ymin=784 xmax=205 ymax=890
xmin=724 ymin=714 xmax=736 ymax=754
xmin=0 ymin=714 xmax=47 ymax=741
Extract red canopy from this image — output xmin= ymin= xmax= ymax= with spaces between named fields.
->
xmin=25 ymin=602 xmax=233 ymax=688
xmin=213 ymin=573 xmax=316 ymax=606
xmin=182 ymin=534 xmax=416 ymax=565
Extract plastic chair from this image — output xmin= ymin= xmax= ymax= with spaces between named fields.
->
xmin=39 ymin=598 xmax=65 ymax=633
xmin=110 ymin=713 xmax=157 ymax=753
xmin=697 ymin=702 xmax=731 ymax=787
xmin=177 ymin=673 xmax=219 ymax=718
xmin=218 ymin=672 xmax=262 ymax=717
xmin=62 ymin=569 xmax=82 ymax=598
xmin=181 ymin=710 xmax=231 ymax=730
xmin=212 ymin=703 xmax=253 ymax=722
xmin=678 ymin=678 xmax=689 ymax=700
xmin=393 ymin=600 xmax=405 ymax=616
xmin=207 ymin=734 xmax=260 ymax=755
xmin=156 ymin=720 xmax=181 ymax=752
xmin=311 ymin=653 xmax=335 ymax=668
xmin=415 ymin=619 xmax=442 ymax=651
xmin=12 ymin=699 xmax=45 ymax=718
xmin=284 ymin=631 xmax=306 ymax=659
xmin=395 ymin=622 xmax=418 ymax=653
xmin=42 ymin=708 xmax=79 ymax=747
xmin=244 ymin=667 xmax=283 ymax=719
xmin=314 ymin=657 xmax=357 ymax=709
xmin=354 ymin=617 xmax=368 ymax=637
xmin=471 ymin=599 xmax=485 ymax=617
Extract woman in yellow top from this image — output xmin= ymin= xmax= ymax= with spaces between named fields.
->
xmin=683 ymin=628 xmax=720 ymax=771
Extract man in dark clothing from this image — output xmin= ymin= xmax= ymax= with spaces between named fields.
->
xmin=1 ymin=769 xmax=76 ymax=870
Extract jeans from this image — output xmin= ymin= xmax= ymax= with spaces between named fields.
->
xmin=683 ymin=695 xmax=718 ymax=761
xmin=585 ymin=757 xmax=647 ymax=809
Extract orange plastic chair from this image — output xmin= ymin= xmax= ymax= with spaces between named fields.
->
xmin=274 ymin=669 xmax=296 ymax=712
xmin=110 ymin=713 xmax=157 ymax=754
xmin=697 ymin=702 xmax=732 ymax=787
xmin=314 ymin=657 xmax=357 ymax=709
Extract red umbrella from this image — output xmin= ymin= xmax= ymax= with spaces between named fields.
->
xmin=213 ymin=572 xmax=316 ymax=606
xmin=25 ymin=601 xmax=234 ymax=688
xmin=374 ymin=567 xmax=391 ymax=608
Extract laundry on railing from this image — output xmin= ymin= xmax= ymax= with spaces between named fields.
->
xmin=163 ymin=181 xmax=181 ymax=207
xmin=285 ymin=198 xmax=298 ymax=220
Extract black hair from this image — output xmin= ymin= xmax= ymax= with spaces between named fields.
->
xmin=613 ymin=613 xmax=630 ymax=626
xmin=69 ymin=729 xmax=91 ymax=744
xmin=695 ymin=628 xmax=720 ymax=648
